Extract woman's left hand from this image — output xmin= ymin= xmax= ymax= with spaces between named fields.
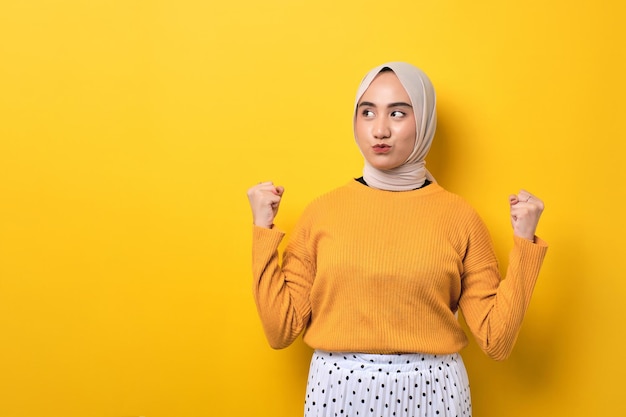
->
xmin=509 ymin=190 xmax=544 ymax=242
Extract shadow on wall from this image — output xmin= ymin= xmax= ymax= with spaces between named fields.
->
xmin=285 ymin=338 xmax=315 ymax=379
xmin=276 ymin=338 xmax=315 ymax=411
xmin=424 ymin=103 xmax=460 ymax=188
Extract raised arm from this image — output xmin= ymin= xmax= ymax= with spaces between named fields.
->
xmin=459 ymin=190 xmax=548 ymax=360
xmin=247 ymin=182 xmax=314 ymax=349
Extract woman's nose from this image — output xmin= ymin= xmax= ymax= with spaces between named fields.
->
xmin=373 ymin=118 xmax=391 ymax=139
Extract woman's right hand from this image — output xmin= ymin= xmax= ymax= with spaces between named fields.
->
xmin=247 ymin=181 xmax=285 ymax=228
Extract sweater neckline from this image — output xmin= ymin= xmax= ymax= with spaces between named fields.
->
xmin=349 ymin=178 xmax=444 ymax=199
xmin=355 ymin=176 xmax=431 ymax=191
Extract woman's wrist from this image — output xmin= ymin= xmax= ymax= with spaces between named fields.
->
xmin=515 ymin=233 xmax=535 ymax=243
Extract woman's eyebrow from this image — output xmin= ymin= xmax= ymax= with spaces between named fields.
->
xmin=357 ymin=101 xmax=413 ymax=108
xmin=388 ymin=102 xmax=412 ymax=108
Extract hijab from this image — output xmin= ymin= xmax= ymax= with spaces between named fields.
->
xmin=354 ymin=62 xmax=437 ymax=191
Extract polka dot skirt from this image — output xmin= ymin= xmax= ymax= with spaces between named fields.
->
xmin=304 ymin=350 xmax=472 ymax=417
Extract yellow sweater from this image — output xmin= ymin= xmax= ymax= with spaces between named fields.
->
xmin=252 ymin=180 xmax=548 ymax=360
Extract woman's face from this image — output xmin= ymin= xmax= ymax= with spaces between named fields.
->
xmin=355 ymin=71 xmax=416 ymax=171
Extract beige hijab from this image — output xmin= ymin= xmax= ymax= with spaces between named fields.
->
xmin=354 ymin=62 xmax=437 ymax=191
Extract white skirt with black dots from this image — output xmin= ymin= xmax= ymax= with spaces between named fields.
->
xmin=304 ymin=350 xmax=472 ymax=417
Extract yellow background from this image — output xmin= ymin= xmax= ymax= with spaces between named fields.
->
xmin=0 ymin=1 xmax=624 ymax=416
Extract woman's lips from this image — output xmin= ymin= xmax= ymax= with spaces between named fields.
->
xmin=373 ymin=144 xmax=391 ymax=154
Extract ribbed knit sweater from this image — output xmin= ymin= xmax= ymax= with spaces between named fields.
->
xmin=252 ymin=180 xmax=548 ymax=360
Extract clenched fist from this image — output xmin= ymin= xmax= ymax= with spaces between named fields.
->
xmin=509 ymin=190 xmax=544 ymax=242
xmin=247 ymin=181 xmax=285 ymax=229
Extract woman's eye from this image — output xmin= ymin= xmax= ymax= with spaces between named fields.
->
xmin=391 ymin=110 xmax=406 ymax=118
xmin=362 ymin=109 xmax=375 ymax=117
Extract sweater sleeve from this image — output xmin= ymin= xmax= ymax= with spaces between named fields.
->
xmin=458 ymin=215 xmax=548 ymax=360
xmin=251 ymin=221 xmax=316 ymax=349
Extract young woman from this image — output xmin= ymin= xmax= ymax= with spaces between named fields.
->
xmin=247 ymin=62 xmax=548 ymax=417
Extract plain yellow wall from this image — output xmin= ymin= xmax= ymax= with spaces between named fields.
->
xmin=1 ymin=1 xmax=624 ymax=416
